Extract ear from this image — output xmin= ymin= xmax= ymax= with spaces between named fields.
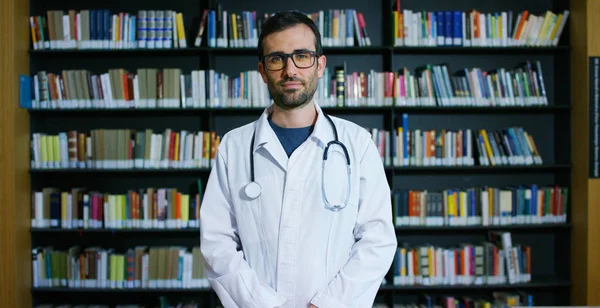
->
xmin=317 ymin=54 xmax=327 ymax=78
xmin=258 ymin=61 xmax=268 ymax=83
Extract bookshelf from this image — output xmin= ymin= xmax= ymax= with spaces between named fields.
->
xmin=3 ymin=0 xmax=599 ymax=307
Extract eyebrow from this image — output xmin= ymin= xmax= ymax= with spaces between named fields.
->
xmin=263 ymin=48 xmax=314 ymax=57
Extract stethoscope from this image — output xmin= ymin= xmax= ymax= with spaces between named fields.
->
xmin=244 ymin=113 xmax=352 ymax=211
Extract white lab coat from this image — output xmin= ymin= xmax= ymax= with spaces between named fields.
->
xmin=200 ymin=102 xmax=398 ymax=308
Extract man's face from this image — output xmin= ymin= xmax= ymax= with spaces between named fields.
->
xmin=258 ymin=23 xmax=326 ymax=110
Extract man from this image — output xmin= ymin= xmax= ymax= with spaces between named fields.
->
xmin=199 ymin=11 xmax=397 ymax=308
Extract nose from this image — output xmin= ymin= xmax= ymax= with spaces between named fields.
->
xmin=283 ymin=55 xmax=298 ymax=77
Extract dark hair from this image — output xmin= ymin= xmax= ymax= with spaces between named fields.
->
xmin=257 ymin=10 xmax=323 ymax=60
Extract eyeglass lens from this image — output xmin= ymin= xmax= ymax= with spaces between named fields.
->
xmin=264 ymin=51 xmax=315 ymax=70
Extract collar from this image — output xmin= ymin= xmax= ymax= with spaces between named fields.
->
xmin=252 ymin=100 xmax=334 ymax=154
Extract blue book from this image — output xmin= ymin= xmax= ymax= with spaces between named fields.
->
xmin=19 ymin=74 xmax=32 ymax=109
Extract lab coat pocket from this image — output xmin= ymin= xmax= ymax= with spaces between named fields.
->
xmin=325 ymin=199 xmax=359 ymax=281
xmin=231 ymin=175 xmax=279 ymax=287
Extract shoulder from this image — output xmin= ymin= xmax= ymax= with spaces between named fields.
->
xmin=326 ymin=114 xmax=376 ymax=159
xmin=215 ymin=121 xmax=256 ymax=158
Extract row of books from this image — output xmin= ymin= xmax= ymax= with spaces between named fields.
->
xmin=325 ymin=60 xmax=548 ymax=108
xmin=204 ymin=7 xmax=372 ymax=48
xmin=30 ymin=129 xmax=220 ymax=170
xmin=392 ymin=185 xmax=568 ymax=227
xmin=21 ymin=69 xmax=270 ymax=110
xmin=28 ymin=124 xmax=541 ymax=170
xmin=371 ymin=124 xmax=543 ymax=167
xmin=29 ymin=183 xmax=568 ymax=230
xmin=393 ymin=232 xmax=528 ymax=286
xmin=391 ymin=7 xmax=569 ymax=48
xmin=372 ymin=291 xmax=534 ymax=308
xmin=32 ymin=246 xmax=208 ymax=289
xmin=28 ymin=7 xmax=570 ymax=51
xmin=35 ymin=300 xmax=199 ymax=308
xmin=20 ymin=60 xmax=549 ymax=110
xmin=30 ymin=9 xmax=190 ymax=51
xmin=31 ymin=184 xmax=203 ymax=230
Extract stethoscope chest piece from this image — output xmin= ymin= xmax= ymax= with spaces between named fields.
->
xmin=244 ymin=181 xmax=262 ymax=199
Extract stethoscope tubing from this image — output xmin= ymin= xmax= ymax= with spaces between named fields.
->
xmin=245 ymin=112 xmax=352 ymax=211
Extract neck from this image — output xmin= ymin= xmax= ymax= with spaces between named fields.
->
xmin=270 ymin=100 xmax=317 ymax=128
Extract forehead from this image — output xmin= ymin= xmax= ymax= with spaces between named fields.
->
xmin=262 ymin=23 xmax=315 ymax=54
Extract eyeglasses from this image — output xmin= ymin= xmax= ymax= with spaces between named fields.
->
xmin=262 ymin=50 xmax=318 ymax=71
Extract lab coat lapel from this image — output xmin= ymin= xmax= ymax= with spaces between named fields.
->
xmin=310 ymin=102 xmax=334 ymax=148
xmin=252 ymin=102 xmax=333 ymax=173
xmin=253 ymin=106 xmax=289 ymax=173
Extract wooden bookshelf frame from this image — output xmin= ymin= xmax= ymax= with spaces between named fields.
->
xmin=0 ymin=0 xmax=31 ymax=306
xmin=570 ymin=0 xmax=600 ymax=305
xmin=0 ymin=0 xmax=597 ymax=306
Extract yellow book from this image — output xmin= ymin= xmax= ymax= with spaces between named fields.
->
xmin=110 ymin=254 xmax=117 ymax=284
xmin=231 ymin=14 xmax=238 ymax=41
xmin=121 ymin=195 xmax=127 ymax=227
xmin=181 ymin=194 xmax=189 ymax=226
xmin=480 ymin=130 xmax=495 ymax=166
xmin=549 ymin=14 xmax=563 ymax=42
xmin=39 ymin=135 xmax=47 ymax=166
xmin=448 ymin=192 xmax=456 ymax=222
xmin=332 ymin=12 xmax=339 ymax=43
xmin=117 ymin=255 xmax=125 ymax=287
xmin=460 ymin=191 xmax=467 ymax=222
xmin=393 ymin=11 xmax=398 ymax=43
xmin=53 ymin=135 xmax=60 ymax=165
xmin=44 ymin=136 xmax=54 ymax=166
xmin=176 ymin=13 xmax=187 ymax=47
xmin=115 ymin=15 xmax=120 ymax=44
xmin=30 ymin=17 xmax=37 ymax=46
xmin=498 ymin=15 xmax=503 ymax=41
xmin=537 ymin=11 xmax=554 ymax=45
xmin=428 ymin=247 xmax=434 ymax=279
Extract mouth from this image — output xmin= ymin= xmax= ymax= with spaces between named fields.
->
xmin=280 ymin=82 xmax=303 ymax=90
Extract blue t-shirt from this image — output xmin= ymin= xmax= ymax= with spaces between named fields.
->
xmin=268 ymin=116 xmax=314 ymax=157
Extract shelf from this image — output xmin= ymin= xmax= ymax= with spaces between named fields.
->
xmin=28 ymin=47 xmax=208 ymax=56
xmin=392 ymin=164 xmax=570 ymax=174
xmin=28 ymin=164 xmax=570 ymax=174
xmin=31 ymin=287 xmax=212 ymax=293
xmin=30 ymin=223 xmax=571 ymax=236
xmin=30 ymin=228 xmax=201 ymax=234
xmin=29 ymin=278 xmax=570 ymax=294
xmin=395 ymin=223 xmax=571 ymax=234
xmin=27 ymin=46 xmax=387 ymax=56
xmin=393 ymin=105 xmax=570 ymax=114
xmin=29 ymin=168 xmax=211 ymax=174
xmin=28 ymin=46 xmax=570 ymax=56
xmin=390 ymin=277 xmax=570 ymax=291
xmin=392 ymin=46 xmax=570 ymax=55
xmin=26 ymin=105 xmax=570 ymax=116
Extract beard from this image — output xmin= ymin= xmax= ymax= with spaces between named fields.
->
xmin=267 ymin=71 xmax=318 ymax=110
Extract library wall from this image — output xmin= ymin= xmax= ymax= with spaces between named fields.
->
xmin=1 ymin=0 xmax=600 ymax=306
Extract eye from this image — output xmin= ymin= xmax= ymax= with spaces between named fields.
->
xmin=269 ymin=55 xmax=283 ymax=63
